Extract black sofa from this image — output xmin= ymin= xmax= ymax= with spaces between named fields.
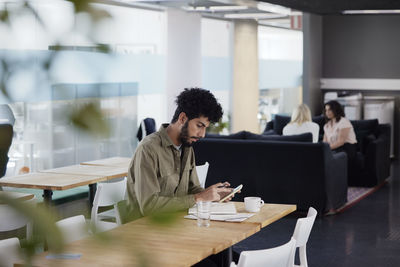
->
xmin=193 ymin=135 xmax=348 ymax=214
xmin=264 ymin=115 xmax=391 ymax=187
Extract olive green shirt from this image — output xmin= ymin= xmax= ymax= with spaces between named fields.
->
xmin=127 ymin=124 xmax=204 ymax=218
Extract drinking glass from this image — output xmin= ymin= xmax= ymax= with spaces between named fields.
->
xmin=197 ymin=201 xmax=211 ymax=227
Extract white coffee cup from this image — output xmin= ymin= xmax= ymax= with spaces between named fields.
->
xmin=244 ymin=197 xmax=264 ymax=212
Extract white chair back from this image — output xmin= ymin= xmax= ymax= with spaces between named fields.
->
xmin=234 ymin=237 xmax=296 ymax=267
xmin=56 ymin=215 xmax=89 ymax=244
xmin=0 ymin=196 xmax=36 ymax=240
xmin=0 ymin=237 xmax=21 ymax=267
xmin=292 ymin=207 xmax=317 ymax=267
xmin=196 ymin=162 xmax=209 ymax=188
xmin=91 ymin=177 xmax=127 ymax=230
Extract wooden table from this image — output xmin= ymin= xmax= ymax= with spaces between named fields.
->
xmin=38 ymin=164 xmax=128 ymax=205
xmin=0 ymin=172 xmax=108 ymax=205
xmin=16 ymin=203 xmax=296 ymax=267
xmin=234 ymin=202 xmax=297 ymax=228
xmin=0 ymin=191 xmax=34 ymax=204
xmin=80 ymin=157 xmax=131 ymax=168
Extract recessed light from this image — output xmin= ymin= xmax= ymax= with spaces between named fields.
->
xmin=224 ymin=13 xmax=287 ymax=19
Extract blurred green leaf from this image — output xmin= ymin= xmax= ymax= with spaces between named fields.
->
xmin=148 ymin=211 xmax=181 ymax=226
xmin=96 ymin=43 xmax=111 ymax=53
xmin=70 ymin=103 xmax=110 ymax=137
xmin=0 ymin=8 xmax=10 ymax=24
xmin=67 ymin=0 xmax=91 ymax=13
xmin=207 ymin=119 xmax=229 ymax=134
xmin=89 ymin=7 xmax=112 ymax=22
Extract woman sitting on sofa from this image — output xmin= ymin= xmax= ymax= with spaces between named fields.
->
xmin=283 ymin=103 xmax=320 ymax=143
xmin=323 ymin=100 xmax=357 ymax=160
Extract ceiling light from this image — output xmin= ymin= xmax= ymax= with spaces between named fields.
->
xmin=342 ymin=9 xmax=400 ymax=14
xmin=183 ymin=5 xmax=248 ymax=12
xmin=210 ymin=6 xmax=248 ymax=11
xmin=224 ymin=13 xmax=287 ymax=19
xmin=257 ymin=2 xmax=291 ymax=16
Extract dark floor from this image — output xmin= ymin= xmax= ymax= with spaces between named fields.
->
xmin=233 ymin=160 xmax=400 ymax=267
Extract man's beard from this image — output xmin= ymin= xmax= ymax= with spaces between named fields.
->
xmin=179 ymin=121 xmax=199 ymax=147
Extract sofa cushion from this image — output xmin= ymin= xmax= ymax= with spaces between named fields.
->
xmin=248 ymin=132 xmax=313 ymax=142
xmin=273 ymin=115 xmax=291 ymax=135
xmin=351 ymin=119 xmax=379 ymax=152
xmin=312 ymin=115 xmax=325 ymax=136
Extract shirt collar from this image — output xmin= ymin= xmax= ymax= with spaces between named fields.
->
xmin=159 ymin=123 xmax=175 ymax=148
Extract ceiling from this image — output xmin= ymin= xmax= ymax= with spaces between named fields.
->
xmin=258 ymin=0 xmax=400 ymax=15
xmin=106 ymin=0 xmax=400 ymax=30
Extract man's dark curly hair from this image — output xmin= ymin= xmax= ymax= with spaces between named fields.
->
xmin=171 ymin=88 xmax=223 ymax=123
xmin=324 ymin=100 xmax=345 ymax=122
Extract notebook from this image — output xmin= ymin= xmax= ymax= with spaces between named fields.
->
xmin=188 ymin=202 xmax=237 ymax=215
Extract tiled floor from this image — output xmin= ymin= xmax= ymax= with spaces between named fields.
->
xmin=233 ymin=160 xmax=400 ymax=267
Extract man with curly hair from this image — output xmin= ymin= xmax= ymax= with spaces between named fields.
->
xmin=127 ymin=88 xmax=234 ymax=219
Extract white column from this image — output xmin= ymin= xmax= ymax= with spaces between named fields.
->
xmin=166 ymin=9 xmax=202 ymax=120
xmin=231 ymin=20 xmax=259 ymax=133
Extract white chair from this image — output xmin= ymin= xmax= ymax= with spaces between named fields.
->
xmin=231 ymin=237 xmax=296 ymax=267
xmin=91 ymin=177 xmax=127 ymax=232
xmin=196 ymin=162 xmax=209 ymax=188
xmin=56 ymin=215 xmax=89 ymax=244
xmin=292 ymin=207 xmax=317 ymax=267
xmin=0 ymin=237 xmax=21 ymax=267
xmin=0 ymin=196 xmax=36 ymax=240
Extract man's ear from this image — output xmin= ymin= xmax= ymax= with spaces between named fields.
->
xmin=178 ymin=112 xmax=188 ymax=124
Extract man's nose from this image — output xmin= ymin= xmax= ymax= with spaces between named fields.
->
xmin=199 ymin=128 xmax=206 ymax=138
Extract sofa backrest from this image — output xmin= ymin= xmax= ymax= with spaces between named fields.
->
xmin=193 ymin=139 xmax=331 ymax=211
xmin=350 ymin=119 xmax=379 ymax=152
xmin=264 ymin=114 xmax=325 ymax=137
xmin=206 ymin=131 xmax=313 ymax=143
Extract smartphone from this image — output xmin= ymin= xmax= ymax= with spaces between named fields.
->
xmin=219 ymin=184 xmax=243 ymax=203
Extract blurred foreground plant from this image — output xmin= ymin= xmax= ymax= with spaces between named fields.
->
xmin=0 ymin=194 xmax=63 ymax=266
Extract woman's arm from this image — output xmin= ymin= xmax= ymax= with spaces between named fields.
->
xmin=323 ymin=133 xmax=327 ymax=143
xmin=329 ymin=127 xmax=350 ymax=150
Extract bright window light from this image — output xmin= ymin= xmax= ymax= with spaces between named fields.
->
xmin=342 ymin=9 xmax=400 ymax=14
xmin=257 ymin=2 xmax=291 ymax=16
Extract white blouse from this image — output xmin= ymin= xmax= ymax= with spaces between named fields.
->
xmin=323 ymin=117 xmax=357 ymax=145
xmin=282 ymin=121 xmax=320 ymax=143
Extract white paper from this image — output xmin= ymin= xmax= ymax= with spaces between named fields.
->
xmin=188 ymin=202 xmax=237 ymax=215
xmin=184 ymin=213 xmax=254 ymax=222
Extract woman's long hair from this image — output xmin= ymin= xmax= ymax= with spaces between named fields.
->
xmin=324 ymin=100 xmax=345 ymax=122
xmin=290 ymin=104 xmax=312 ymax=125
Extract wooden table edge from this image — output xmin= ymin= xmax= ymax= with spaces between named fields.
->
xmin=259 ymin=204 xmax=297 ymax=228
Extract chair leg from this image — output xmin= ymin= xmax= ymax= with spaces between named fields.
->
xmin=26 ymin=221 xmax=33 ymax=240
xmin=299 ymin=246 xmax=308 ymax=267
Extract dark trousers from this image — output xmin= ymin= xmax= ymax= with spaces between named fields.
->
xmin=333 ymin=143 xmax=357 ymax=162
xmin=333 ymin=143 xmax=357 ymax=179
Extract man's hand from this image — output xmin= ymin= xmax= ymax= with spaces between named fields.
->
xmin=195 ymin=182 xmax=232 ymax=202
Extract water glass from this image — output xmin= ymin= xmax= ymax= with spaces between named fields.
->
xmin=197 ymin=201 xmax=211 ymax=227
